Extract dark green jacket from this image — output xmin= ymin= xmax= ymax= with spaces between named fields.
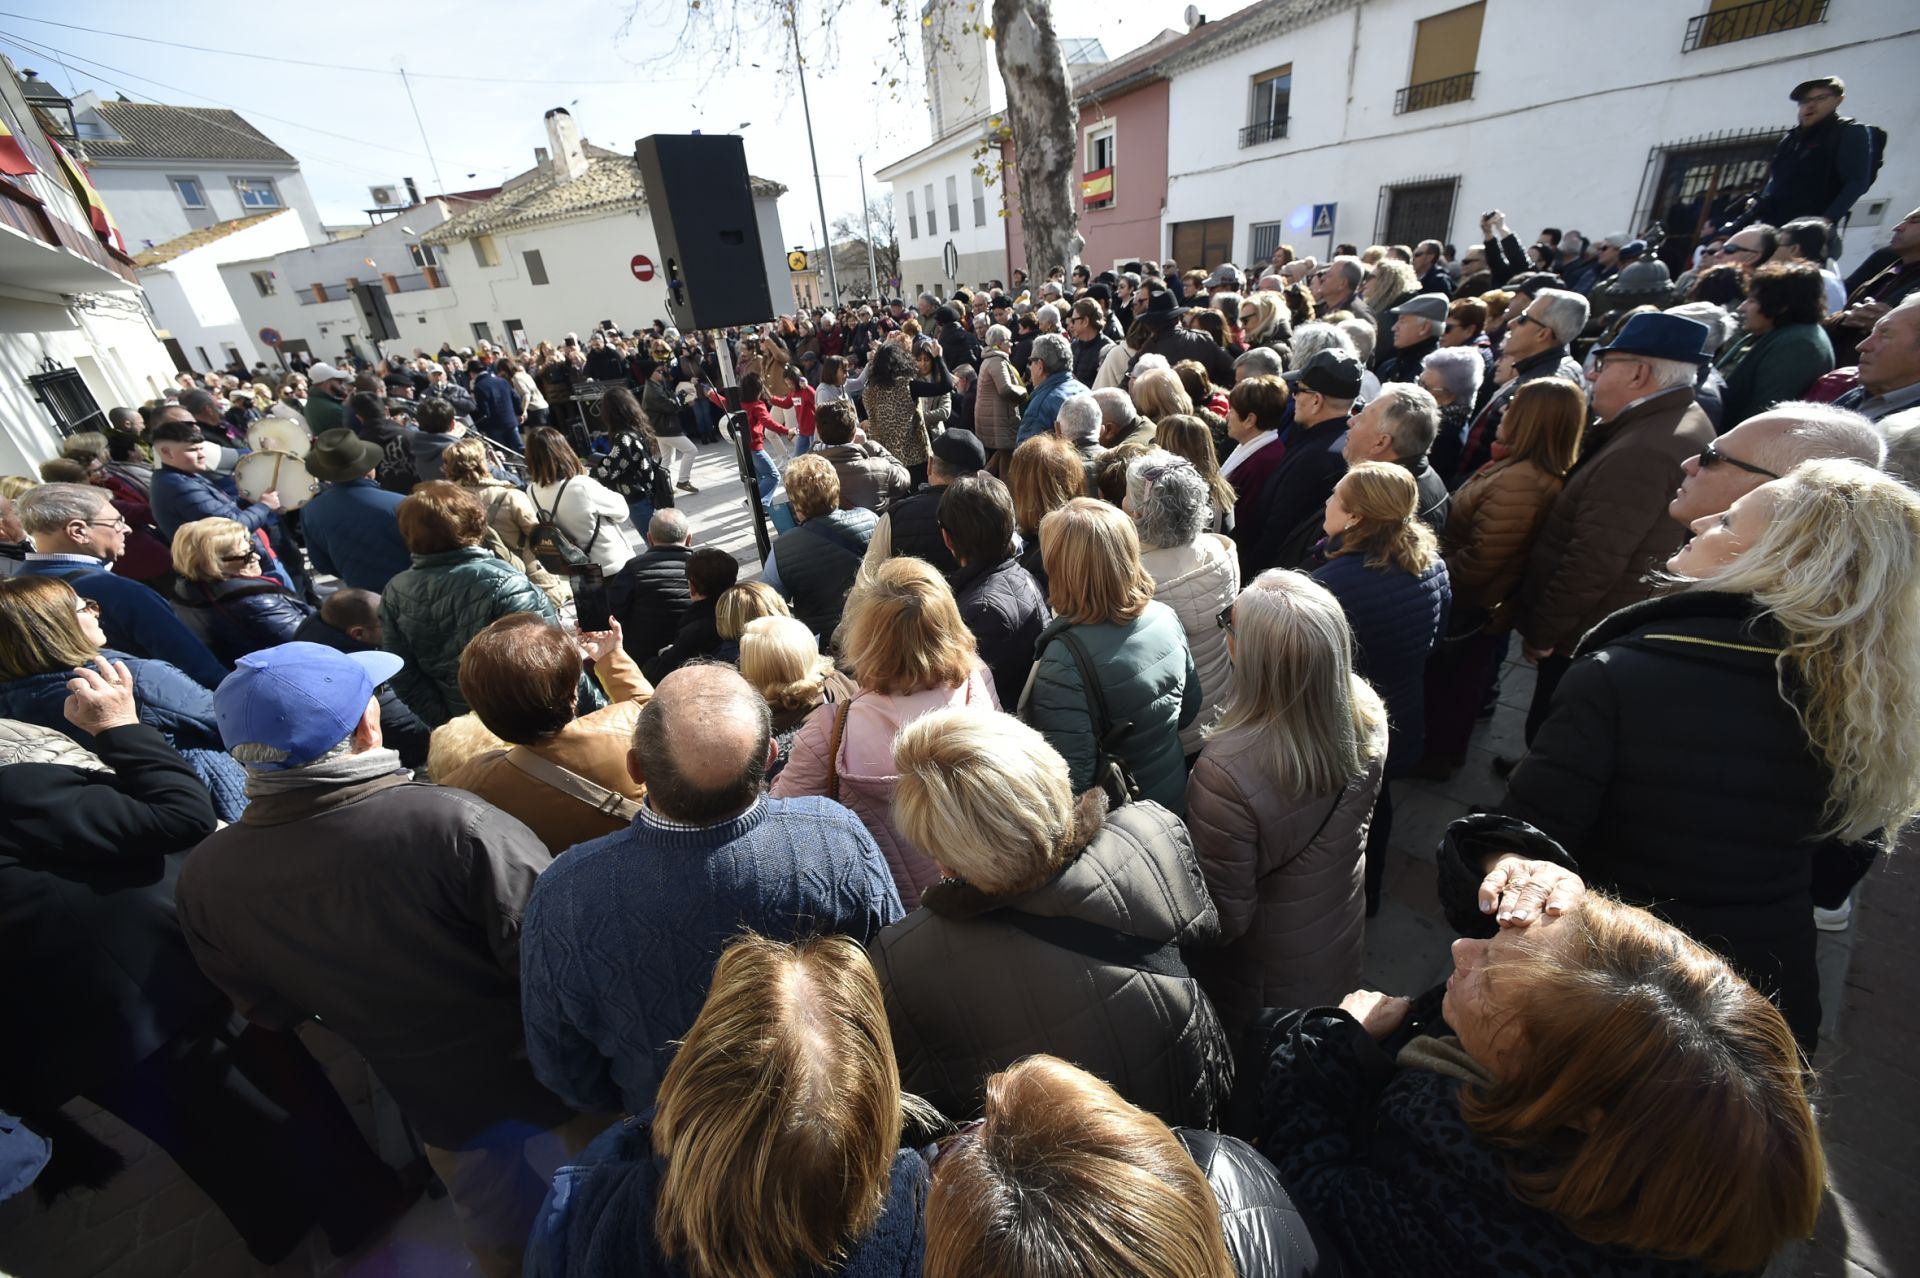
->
xmin=1022 ymin=602 xmax=1200 ymax=815
xmin=1715 ymin=323 xmax=1833 ymax=427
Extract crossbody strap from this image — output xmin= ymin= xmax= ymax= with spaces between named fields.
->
xmin=824 ymin=698 xmax=853 ymax=802
xmin=504 ymin=746 xmax=641 ymax=821
xmin=1056 ymin=629 xmax=1126 ymax=742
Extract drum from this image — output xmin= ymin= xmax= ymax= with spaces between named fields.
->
xmin=247 ymin=418 xmax=311 ymax=457
xmin=233 ymin=451 xmax=323 ymax=512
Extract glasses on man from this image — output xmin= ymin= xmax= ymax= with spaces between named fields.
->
xmin=1721 ymin=244 xmax=1761 ymax=259
xmin=1509 ymin=313 xmax=1545 ymax=331
xmin=85 ymin=516 xmax=131 ymax=532
xmin=1699 ymin=439 xmax=1780 ymax=479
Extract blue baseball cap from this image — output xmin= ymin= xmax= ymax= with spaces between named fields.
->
xmin=214 ymin=642 xmax=405 ymax=771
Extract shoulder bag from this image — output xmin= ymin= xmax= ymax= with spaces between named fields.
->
xmin=1046 ymin=628 xmax=1142 ymax=809
xmin=504 ymin=746 xmax=642 ymax=822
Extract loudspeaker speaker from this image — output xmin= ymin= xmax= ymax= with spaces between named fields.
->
xmin=633 ymin=134 xmax=773 ymax=332
xmin=354 ymin=282 xmax=399 ymax=342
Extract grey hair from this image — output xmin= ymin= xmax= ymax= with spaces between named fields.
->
xmin=1235 ymin=347 xmax=1285 ymax=379
xmin=648 ymin=507 xmax=690 ymax=546
xmin=918 ymin=292 xmax=939 ymax=308
xmin=1120 ymin=271 xmax=1142 ymax=290
xmin=1326 ymin=257 xmax=1365 ymax=290
xmin=986 ymin=324 xmax=1011 ymax=348
xmin=1054 ymin=393 xmax=1102 ymax=444
xmin=954 ymin=365 xmax=977 ymax=390
xmin=1420 ymin=346 xmax=1484 ymax=400
xmin=1665 ymin=301 xmax=1738 ymax=354
xmin=1416 ymin=239 xmax=1444 ymax=257
xmin=1530 ymin=288 xmax=1591 ymax=346
xmin=1751 ymin=402 xmax=1887 ymax=473
xmin=1290 ymin=322 xmax=1356 ymax=366
xmin=1258 ymin=273 xmax=1285 ymax=291
xmin=1131 ymin=353 xmax=1172 ymax=375
xmin=1035 ymin=303 xmax=1062 ymax=332
xmin=1642 ymin=356 xmax=1700 ymax=391
xmin=1373 ymin=383 xmax=1442 ymax=458
xmin=1091 ymin=386 xmax=1137 ymax=429
xmin=1032 ymin=332 xmax=1072 ymax=373
xmin=1336 ymin=317 xmax=1376 ymax=365
xmin=1881 ymin=407 xmax=1920 ymax=490
xmin=19 ymin=481 xmax=109 ymax=534
xmin=1126 ymin=449 xmax=1210 ymax=549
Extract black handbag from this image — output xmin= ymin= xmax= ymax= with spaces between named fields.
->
xmin=1054 ymin=629 xmax=1142 ymax=809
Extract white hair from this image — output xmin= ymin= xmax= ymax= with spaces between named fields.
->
xmin=1054 ymin=393 xmax=1102 ymax=444
xmin=1420 ymin=346 xmax=1484 ymax=401
xmin=1091 ymin=386 xmax=1137 ymax=429
xmin=1642 ymin=356 xmax=1700 ymax=391
xmin=1235 ymin=347 xmax=1285 ymax=379
xmin=1290 ymin=322 xmax=1356 ymax=367
xmin=1529 ymin=288 xmax=1591 ymax=347
xmin=1035 ymin=303 xmax=1062 ymax=332
xmin=1373 ymin=382 xmax=1442 ymax=457
xmin=1336 ymin=317 xmax=1376 ymax=365
xmin=985 ymin=324 xmax=1011 ymax=348
xmin=1881 ymin=406 xmax=1920 ymax=490
xmin=1750 ymin=402 xmax=1887 ymax=474
xmin=1131 ymin=353 xmax=1172 ymax=376
xmin=1665 ymin=301 xmax=1738 ymax=354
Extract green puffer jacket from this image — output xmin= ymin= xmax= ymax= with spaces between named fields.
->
xmin=380 ymin=547 xmax=599 ymax=728
xmin=1021 ymin=602 xmax=1200 ymax=815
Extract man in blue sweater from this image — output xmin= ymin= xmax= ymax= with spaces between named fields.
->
xmin=17 ymin=483 xmax=227 ymax=689
xmin=520 ymin=664 xmax=902 ymax=1116
xmin=300 ymin=429 xmax=412 ymax=591
xmin=469 ymin=359 xmax=524 ymax=453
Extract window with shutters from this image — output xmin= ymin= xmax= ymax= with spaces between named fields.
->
xmin=1242 ymin=65 xmax=1291 ymax=147
xmin=972 ymin=170 xmax=987 ymax=226
xmin=906 ymin=189 xmax=919 ymax=239
xmin=1398 ymin=2 xmax=1483 ymax=114
xmin=524 ymin=250 xmax=549 ymax=286
xmin=925 ymin=184 xmax=938 ymax=235
xmin=1170 ymin=218 xmax=1234 ymax=273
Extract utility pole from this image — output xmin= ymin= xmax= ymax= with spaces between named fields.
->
xmin=789 ymin=3 xmax=838 ymax=302
xmin=859 ymin=154 xmax=880 ymax=299
xmin=398 ymin=67 xmax=446 ymax=197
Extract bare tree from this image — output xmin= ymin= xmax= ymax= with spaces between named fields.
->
xmin=830 ymin=194 xmax=901 ymax=294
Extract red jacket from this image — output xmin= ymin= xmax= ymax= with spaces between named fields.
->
xmin=769 ymin=381 xmax=818 ymax=437
xmin=707 ymin=390 xmax=792 ymax=451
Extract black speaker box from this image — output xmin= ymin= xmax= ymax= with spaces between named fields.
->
xmin=354 ymin=282 xmax=399 ymax=342
xmin=633 ymin=134 xmax=774 ymax=331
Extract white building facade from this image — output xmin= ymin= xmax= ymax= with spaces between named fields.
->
xmin=135 ymin=208 xmax=312 ymax=373
xmin=1162 ymin=0 xmax=1918 ymax=277
xmin=877 ymin=122 xmax=1013 ymax=299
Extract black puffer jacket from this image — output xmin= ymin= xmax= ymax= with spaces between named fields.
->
xmin=870 ymin=797 xmax=1232 ymax=1128
xmin=172 ymin=574 xmax=316 ymax=666
xmin=951 ymin=553 xmax=1050 ymax=708
xmin=609 ymin=545 xmax=693 ymax=666
xmin=1176 ymin=1128 xmax=1342 ymax=1278
xmin=1502 ymin=590 xmax=1866 ymax=1051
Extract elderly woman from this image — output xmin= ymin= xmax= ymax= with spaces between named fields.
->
xmin=380 ymin=481 xmax=588 ymax=728
xmin=972 ymin=324 xmax=1024 ymax=473
xmin=1507 ymin=458 xmax=1920 ymax=1052
xmin=1127 ymin=451 xmax=1239 ymax=759
xmin=870 ymin=709 xmax=1231 ymax=1127
xmin=1129 ymin=364 xmax=1196 ymax=425
xmin=1312 ymin=463 xmax=1451 ymax=915
xmin=713 ymin=579 xmax=791 ymax=662
xmin=1187 ymin=571 xmax=1387 ymax=1036
xmin=738 ymin=615 xmax=857 ymax=779
xmin=0 ymin=575 xmax=248 ymax=820
xmin=772 ymin=557 xmax=998 ymax=907
xmin=1005 ymin=434 xmax=1083 ymax=597
xmin=1023 ymin=498 xmax=1199 ymax=815
xmin=926 ymin=1056 xmax=1328 ymax=1278
xmin=1716 ymin=263 xmax=1835 ymax=426
xmin=440 ymin=436 xmax=570 ymax=609
xmin=168 ymin=517 xmax=315 ymax=665
xmin=527 ymin=934 xmax=930 ymax=1278
xmin=765 ymin=454 xmax=877 ymax=638
xmin=525 ymin=426 xmax=636 ymax=575
xmin=1418 ymin=345 xmax=1486 ymax=480
xmin=436 ymin=614 xmax=649 ymax=854
xmin=1238 ymin=817 xmax=1824 ymax=1276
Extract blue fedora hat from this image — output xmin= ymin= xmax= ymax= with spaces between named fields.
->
xmin=1594 ymin=312 xmax=1713 ymax=366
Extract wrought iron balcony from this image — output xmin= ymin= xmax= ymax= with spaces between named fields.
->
xmin=1683 ymin=0 xmax=1827 ymax=52
xmin=1239 ymin=117 xmax=1289 ymax=149
xmin=1395 ymin=71 xmax=1477 ymax=115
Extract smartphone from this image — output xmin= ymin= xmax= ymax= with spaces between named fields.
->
xmin=573 ymin=564 xmax=613 ymax=633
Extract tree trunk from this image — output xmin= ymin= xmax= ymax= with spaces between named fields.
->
xmin=991 ymin=0 xmax=1081 ymax=281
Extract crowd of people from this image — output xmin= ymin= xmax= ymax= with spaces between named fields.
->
xmin=3 ymin=77 xmax=1919 ymax=1274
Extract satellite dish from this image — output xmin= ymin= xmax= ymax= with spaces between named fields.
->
xmin=1184 ymin=4 xmax=1203 ymax=29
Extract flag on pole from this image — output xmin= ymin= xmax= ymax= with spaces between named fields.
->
xmin=50 ymin=139 xmax=129 ymax=256
xmin=0 ymin=117 xmax=36 ymax=177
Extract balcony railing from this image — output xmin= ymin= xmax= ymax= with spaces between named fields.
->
xmin=1394 ymin=70 xmax=1477 ymax=115
xmin=1683 ymin=0 xmax=1827 ymax=51
xmin=1239 ymin=117 xmax=1289 ymax=148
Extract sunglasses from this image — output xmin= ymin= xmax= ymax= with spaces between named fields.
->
xmin=1699 ymin=439 xmax=1780 ymax=479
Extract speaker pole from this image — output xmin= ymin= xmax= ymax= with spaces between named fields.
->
xmin=713 ymin=329 xmax=772 ymax=565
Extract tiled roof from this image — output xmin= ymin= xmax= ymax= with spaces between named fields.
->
xmin=423 ymin=145 xmax=785 ymax=245
xmin=84 ymin=101 xmax=295 ymax=164
xmin=132 ymin=210 xmax=289 ymax=267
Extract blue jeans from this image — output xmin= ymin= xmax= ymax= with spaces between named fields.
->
xmin=795 ymin=434 xmax=814 ymax=456
xmin=627 ymin=498 xmax=653 ymax=534
xmin=752 ymin=449 xmax=779 ymax=502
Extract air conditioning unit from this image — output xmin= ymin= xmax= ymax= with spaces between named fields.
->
xmin=369 ymin=185 xmax=400 ymax=206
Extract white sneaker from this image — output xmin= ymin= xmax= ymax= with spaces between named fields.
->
xmin=1813 ymin=897 xmax=1854 ymax=932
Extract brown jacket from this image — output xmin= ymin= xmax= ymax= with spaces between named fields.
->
xmin=1441 ymin=457 xmax=1565 ymax=623
xmin=438 ymin=646 xmax=651 ymax=855
xmin=973 ymin=350 xmax=1024 ymax=452
xmin=1183 ymin=716 xmax=1387 ymax=1037
xmin=1514 ymin=387 xmax=1712 ymax=653
xmin=813 ymin=439 xmax=912 ymax=514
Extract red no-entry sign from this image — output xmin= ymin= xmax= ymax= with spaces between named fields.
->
xmin=630 ymin=254 xmax=655 ymax=282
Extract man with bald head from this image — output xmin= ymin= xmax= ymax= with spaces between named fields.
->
xmin=519 ymin=663 xmax=902 ymax=1117
xmin=1669 ymin=401 xmax=1885 ymax=528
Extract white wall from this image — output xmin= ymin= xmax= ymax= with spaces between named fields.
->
xmin=1165 ymin=0 xmax=1920 ymax=275
xmin=0 ymin=290 xmax=176 ymax=475
xmin=89 ymin=160 xmax=323 ymax=252
xmin=139 ymin=208 xmax=309 ymax=370
xmin=881 ymin=127 xmax=1008 ymax=295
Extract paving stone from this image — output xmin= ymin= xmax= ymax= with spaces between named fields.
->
xmin=100 ymin=1217 xmax=196 ymax=1278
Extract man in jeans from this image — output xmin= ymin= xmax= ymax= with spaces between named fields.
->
xmin=177 ymin=643 xmax=601 ymax=1276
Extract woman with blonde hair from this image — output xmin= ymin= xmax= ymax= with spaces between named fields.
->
xmin=1312 ymin=462 xmax=1450 ymax=914
xmin=925 ymin=1055 xmax=1327 ymax=1278
xmin=1187 ymin=570 xmax=1388 ymax=1033
xmin=1005 ymin=433 xmax=1085 ymax=595
xmin=1421 ymin=377 xmax=1586 ymax=774
xmin=1238 ymin=290 xmax=1292 ymax=355
xmin=738 ymin=615 xmax=857 ymax=776
xmin=772 ymin=557 xmax=996 ymax=906
xmin=871 ymin=708 xmax=1231 ymax=1127
xmin=1152 ymin=414 xmax=1235 ymax=528
xmin=1362 ymin=257 xmax=1419 ymax=318
xmin=167 ymin=516 xmax=315 ymax=664
xmin=765 ymin=453 xmax=876 ymax=638
xmin=440 ymin=435 xmax=571 ymax=608
xmin=1128 ymin=364 xmax=1194 ymax=424
xmin=1506 ymin=457 xmax=1920 ymax=1051
xmin=1023 ymin=497 xmax=1199 ymax=815
xmin=527 ymin=934 xmax=931 ymax=1278
xmin=713 ymin=579 xmax=791 ymax=661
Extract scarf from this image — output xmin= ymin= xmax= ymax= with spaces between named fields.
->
xmin=242 ymin=745 xmax=407 ymax=800
xmin=1395 ymin=1034 xmax=1496 ymax=1089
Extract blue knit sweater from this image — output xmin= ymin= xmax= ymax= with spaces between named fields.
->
xmin=521 ymin=795 xmax=903 ymax=1115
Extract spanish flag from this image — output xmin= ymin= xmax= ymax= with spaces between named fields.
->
xmin=0 ymin=117 xmax=35 ymax=177
xmin=1082 ymin=167 xmax=1114 ymax=209
xmin=50 ymin=138 xmax=128 ymax=257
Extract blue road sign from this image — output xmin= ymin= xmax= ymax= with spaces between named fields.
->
xmin=1311 ymin=203 xmax=1337 ymax=237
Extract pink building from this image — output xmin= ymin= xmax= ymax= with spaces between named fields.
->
xmin=1073 ymin=65 xmax=1172 ymax=271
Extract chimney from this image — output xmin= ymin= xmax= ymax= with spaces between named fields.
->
xmin=404 ymin=176 xmax=420 ymax=204
xmin=534 ymin=146 xmax=550 ymax=167
xmin=544 ymin=108 xmax=589 ymax=181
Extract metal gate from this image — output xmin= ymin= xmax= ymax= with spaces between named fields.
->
xmin=26 ymin=362 xmax=104 ymax=437
xmin=1632 ymin=129 xmax=1782 ymax=273
xmin=1248 ymin=221 xmax=1287 ymax=265
xmin=1376 ymin=177 xmax=1460 ymax=248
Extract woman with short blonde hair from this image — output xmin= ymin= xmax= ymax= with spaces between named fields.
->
xmin=1024 ymin=497 xmax=1199 ymax=814
xmin=738 ymin=614 xmax=853 ymax=741
xmin=772 ymin=558 xmax=997 ymax=906
xmin=167 ymin=516 xmax=315 ymax=665
xmin=783 ymin=451 xmax=840 ymax=522
xmin=714 ymin=580 xmax=791 ymax=644
xmin=766 ymin=453 xmax=877 ymax=636
xmin=528 ymin=934 xmax=928 ymax=1278
xmin=1129 ymin=366 xmax=1194 ymax=424
xmin=1005 ymin=434 xmax=1085 ymax=594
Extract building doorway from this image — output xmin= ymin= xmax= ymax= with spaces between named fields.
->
xmin=1169 ymin=218 xmax=1234 ymax=275
xmin=1633 ymin=128 xmax=1781 ymax=274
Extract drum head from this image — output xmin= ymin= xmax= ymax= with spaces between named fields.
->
xmin=247 ymin=418 xmax=311 ymax=457
xmin=233 ymin=452 xmax=323 ymax=512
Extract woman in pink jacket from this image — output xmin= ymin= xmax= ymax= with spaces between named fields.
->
xmin=771 ymin=557 xmax=999 ymax=906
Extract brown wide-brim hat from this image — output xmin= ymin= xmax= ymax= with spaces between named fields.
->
xmin=306 ymin=428 xmax=385 ymax=482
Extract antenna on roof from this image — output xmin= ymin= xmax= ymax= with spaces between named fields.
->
xmin=1184 ymin=4 xmax=1205 ymax=29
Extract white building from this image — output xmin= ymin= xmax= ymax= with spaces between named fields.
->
xmin=0 ymin=60 xmax=176 ymax=475
xmin=1162 ymin=0 xmax=1918 ymax=276
xmin=134 ymin=208 xmax=312 ymax=373
xmin=67 ymin=91 xmax=324 ymax=250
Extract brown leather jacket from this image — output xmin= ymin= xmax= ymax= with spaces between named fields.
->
xmin=1441 ymin=457 xmax=1565 ymax=623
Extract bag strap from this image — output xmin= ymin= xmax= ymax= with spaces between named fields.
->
xmin=1057 ymin=629 xmax=1126 ymax=743
xmin=824 ymin=698 xmax=853 ymax=802
xmin=995 ymin=908 xmax=1185 ymax=979
xmin=504 ymin=746 xmax=642 ymax=821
